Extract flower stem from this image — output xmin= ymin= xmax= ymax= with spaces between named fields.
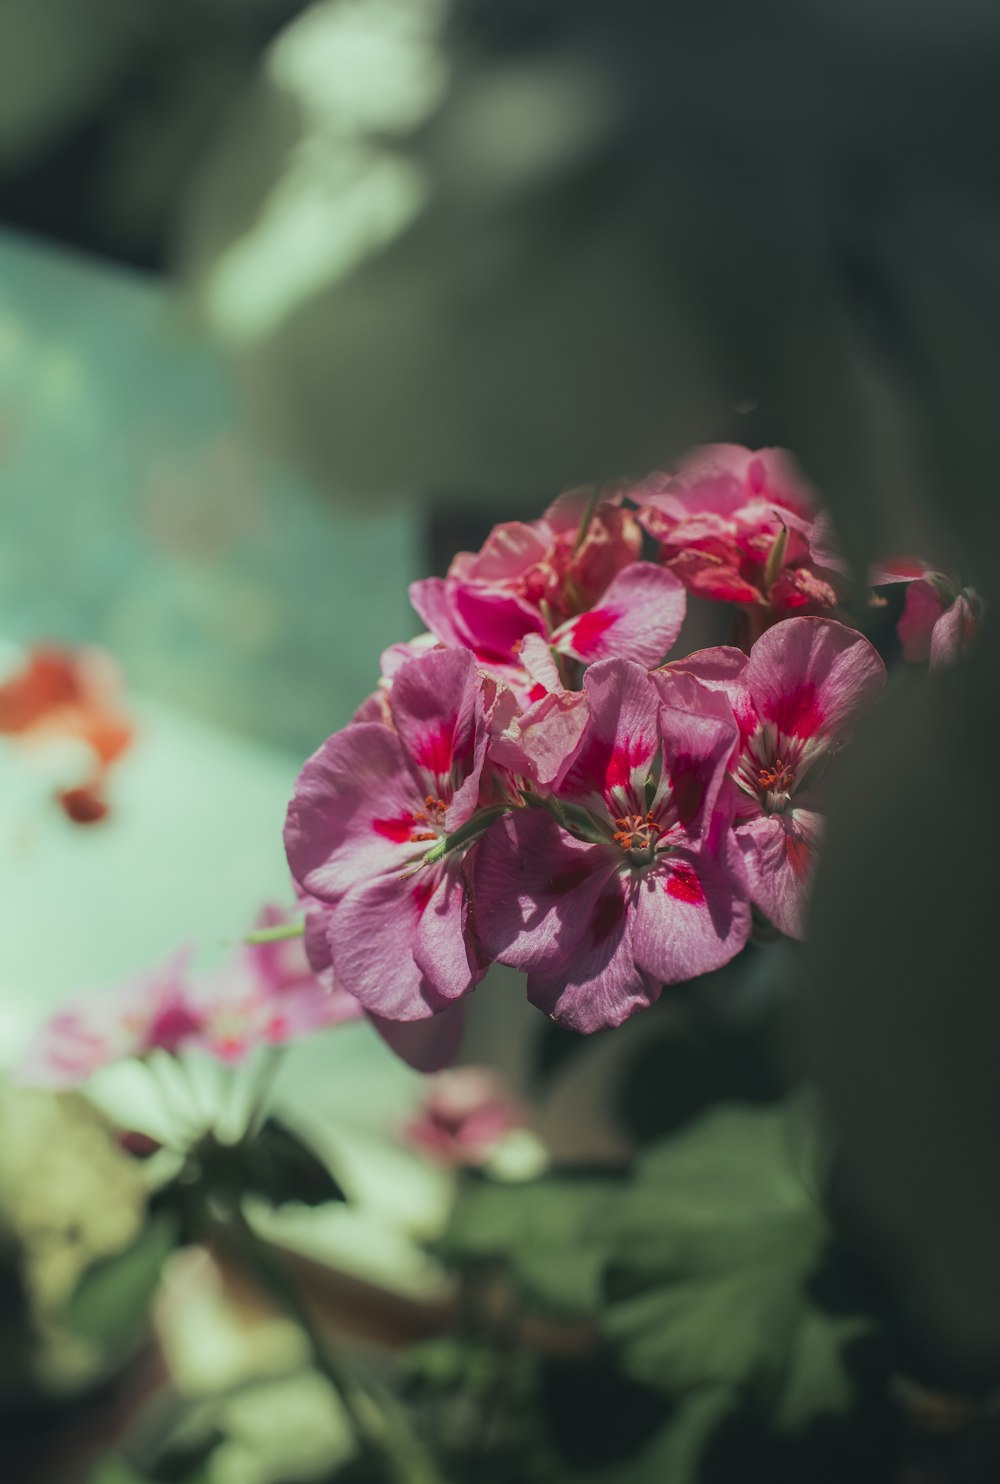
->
xmin=245 ymin=920 xmax=306 ymax=944
xmin=244 ymin=1044 xmax=286 ymax=1137
xmin=572 ymin=486 xmax=601 ymax=554
xmin=228 ymin=1205 xmax=447 ymax=1484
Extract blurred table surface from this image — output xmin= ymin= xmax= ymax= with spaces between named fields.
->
xmin=0 ymin=227 xmax=450 ymax=1294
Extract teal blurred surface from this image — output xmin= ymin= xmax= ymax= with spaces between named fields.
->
xmin=0 ymin=227 xmax=421 ymax=756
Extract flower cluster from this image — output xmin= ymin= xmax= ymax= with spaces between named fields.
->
xmin=18 ymin=445 xmax=979 ymax=1087
xmin=287 ymin=446 xmax=969 ymax=1062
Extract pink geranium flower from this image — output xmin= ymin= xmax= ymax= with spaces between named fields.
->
xmin=183 ymin=905 xmax=364 ymax=1063
xmin=409 ymin=494 xmax=686 ymax=697
xmin=443 ymin=490 xmax=642 ymax=621
xmin=661 ymin=618 xmax=886 ymax=938
xmin=285 ymin=648 xmax=499 ymax=1022
xmin=876 ymin=567 xmax=982 ymax=671
xmin=403 ymin=1066 xmax=525 ymax=1167
xmin=635 ymin=445 xmax=840 ymax=621
xmin=475 ymin=658 xmax=751 ymax=1032
xmin=16 ymin=948 xmax=198 ymax=1089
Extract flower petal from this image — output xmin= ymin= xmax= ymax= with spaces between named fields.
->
xmin=285 ymin=724 xmax=421 ymax=902
xmin=330 ymin=867 xmax=476 ymax=1019
xmin=552 ymin=562 xmax=686 ymax=668
xmin=736 ymin=807 xmax=823 ymax=939
xmin=631 ymin=838 xmax=750 ymax=983
xmin=746 ymin=617 xmax=886 ymax=745
xmin=369 ymin=1003 xmax=465 ymax=1071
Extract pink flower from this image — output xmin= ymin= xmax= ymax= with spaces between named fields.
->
xmin=896 ymin=577 xmax=980 ymax=670
xmin=474 ymin=658 xmax=750 ymax=1032
xmin=661 ymin=619 xmax=886 ymax=938
xmin=183 ymin=905 xmax=363 ymax=1064
xmin=285 ymin=648 xmax=498 ymax=1023
xmin=403 ymin=1066 xmax=525 ymax=1167
xmin=635 ymin=445 xmax=840 ymax=619
xmin=411 ymin=561 xmax=686 ymax=696
xmin=16 ymin=948 xmax=198 ymax=1089
xmin=444 ymin=490 xmax=642 ymax=622
xmin=409 ymin=494 xmax=685 ymax=695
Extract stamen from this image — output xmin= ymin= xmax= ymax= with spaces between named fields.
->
xmin=612 ymin=812 xmax=663 ymax=853
xmin=758 ymin=758 xmax=796 ymax=791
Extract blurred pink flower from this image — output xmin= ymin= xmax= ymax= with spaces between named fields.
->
xmin=16 ymin=948 xmax=197 ymax=1089
xmin=403 ymin=1067 xmax=525 ymax=1167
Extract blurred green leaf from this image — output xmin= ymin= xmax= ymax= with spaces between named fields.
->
xmin=85 ymin=1461 xmax=150 ymax=1484
xmin=442 ymin=1168 xmax=625 ymax=1317
xmin=66 ymin=1211 xmax=179 ymax=1348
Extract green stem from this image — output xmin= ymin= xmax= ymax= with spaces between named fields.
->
xmin=246 ymin=919 xmax=306 ymax=944
xmin=571 ymin=486 xmax=601 ymax=555
xmin=422 ymin=805 xmax=511 ymax=866
xmin=244 ymin=1044 xmax=287 ymax=1138
xmin=229 ymin=1205 xmax=446 ymax=1484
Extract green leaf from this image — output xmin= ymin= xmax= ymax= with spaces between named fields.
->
xmin=238 ymin=1117 xmax=347 ymax=1209
xmin=85 ymin=1462 xmax=150 ymax=1484
xmin=66 ymin=1211 xmax=179 ymax=1348
xmin=442 ymin=1170 xmax=624 ymax=1317
xmin=599 ymin=1101 xmax=879 ymax=1427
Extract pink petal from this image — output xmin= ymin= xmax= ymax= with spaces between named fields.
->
xmin=930 ymin=593 xmax=977 ymax=670
xmin=526 ymin=879 xmax=660 ymax=1033
xmin=369 ymin=1003 xmax=465 ymax=1071
xmin=330 ymin=866 xmax=476 ymax=1019
xmin=389 ymin=648 xmax=485 ymax=823
xmin=656 ymin=702 xmax=739 ymax=842
xmin=408 ymin=577 xmax=469 ymax=650
xmin=551 ymin=562 xmax=686 ymax=667
xmin=488 ymin=688 xmax=588 ymax=788
xmin=656 ymin=646 xmax=756 ymax=752
xmin=631 ymin=837 xmax=751 ymax=983
xmin=746 ymin=617 xmax=886 ymax=745
xmin=736 ymin=807 xmax=823 ymax=939
xmin=474 ymin=810 xmax=618 ymax=976
xmin=558 ymin=658 xmax=659 ymax=812
xmin=516 ymin=632 xmax=564 ymax=694
xmin=454 ymin=521 xmax=550 ymax=583
xmin=898 ymin=579 xmax=944 ymax=662
xmin=285 ymin=724 xmax=421 ymax=902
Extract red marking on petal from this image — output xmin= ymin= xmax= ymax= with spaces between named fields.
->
xmin=373 ymin=813 xmax=419 ymax=843
xmin=785 ymin=834 xmax=812 ymax=878
xmin=592 ymin=886 xmax=626 ymax=943
xmin=762 ymin=680 xmax=824 ymax=739
xmin=566 ymin=607 xmax=617 ymax=657
xmin=412 ymin=880 xmax=435 ymax=917
xmin=665 ymin=862 xmax=705 ymax=905
xmin=527 ymin=682 xmax=548 ymax=703
xmin=747 ymin=457 xmax=767 ymax=494
xmin=606 ymin=737 xmax=652 ymax=794
xmin=414 ymin=726 xmax=454 ymax=775
xmin=669 ymin=755 xmax=706 ymax=827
